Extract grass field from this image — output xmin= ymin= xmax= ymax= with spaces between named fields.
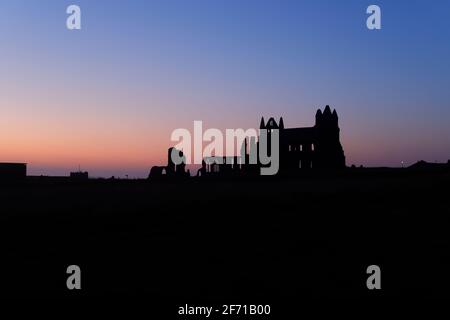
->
xmin=1 ymin=169 xmax=449 ymax=301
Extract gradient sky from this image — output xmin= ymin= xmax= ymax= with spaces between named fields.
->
xmin=1 ymin=0 xmax=449 ymax=177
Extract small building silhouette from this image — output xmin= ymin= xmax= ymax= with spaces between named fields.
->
xmin=70 ymin=171 xmax=89 ymax=180
xmin=0 ymin=163 xmax=27 ymax=180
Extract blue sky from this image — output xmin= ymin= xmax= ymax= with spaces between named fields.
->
xmin=1 ymin=0 xmax=449 ymax=177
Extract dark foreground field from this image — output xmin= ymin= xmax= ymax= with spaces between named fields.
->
xmin=1 ymin=169 xmax=449 ymax=304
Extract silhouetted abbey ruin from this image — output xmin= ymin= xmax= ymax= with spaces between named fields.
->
xmin=203 ymin=105 xmax=345 ymax=176
xmin=279 ymin=104 xmax=346 ymax=171
xmin=150 ymin=105 xmax=346 ymax=178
